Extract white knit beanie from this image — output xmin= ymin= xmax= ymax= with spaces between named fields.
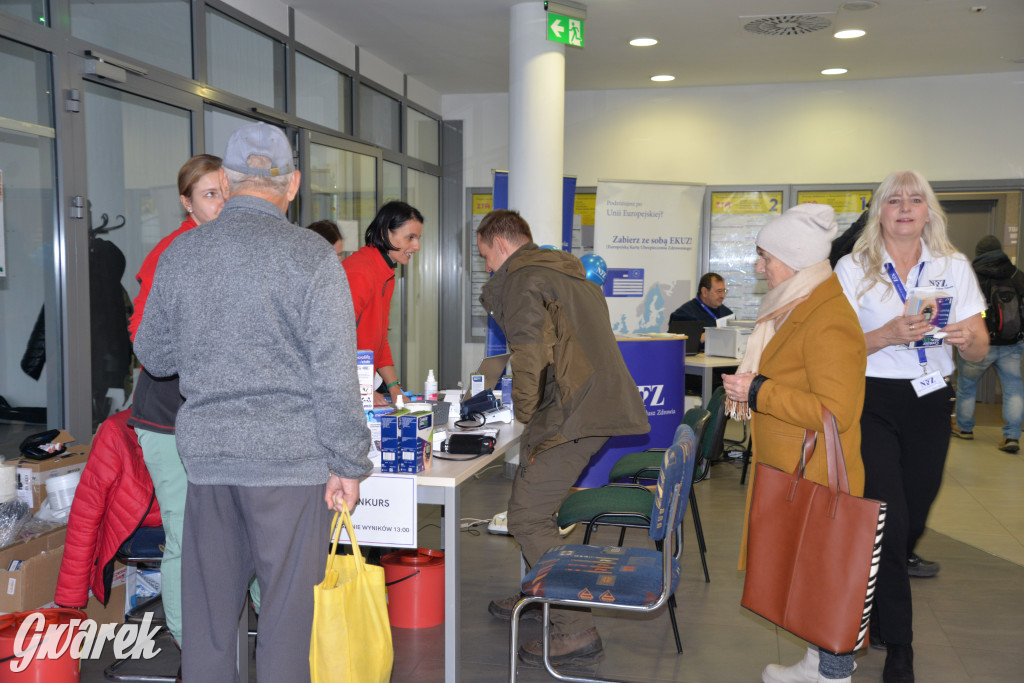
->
xmin=756 ymin=204 xmax=838 ymax=270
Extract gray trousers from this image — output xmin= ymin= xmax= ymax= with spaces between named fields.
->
xmin=508 ymin=436 xmax=609 ymax=635
xmin=181 ymin=482 xmax=331 ymax=682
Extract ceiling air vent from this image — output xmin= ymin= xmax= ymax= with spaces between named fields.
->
xmin=741 ymin=13 xmax=833 ymax=37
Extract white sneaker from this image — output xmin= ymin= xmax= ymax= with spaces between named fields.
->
xmin=762 ymin=646 xmax=818 ymax=683
xmin=817 ymin=677 xmax=850 ymax=683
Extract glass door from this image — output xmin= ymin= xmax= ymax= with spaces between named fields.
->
xmin=303 ymin=132 xmax=380 ymax=257
xmin=0 ymin=37 xmax=59 ymax=450
xmin=403 ymin=168 xmax=440 ymax=392
xmin=82 ymin=82 xmax=190 ymax=430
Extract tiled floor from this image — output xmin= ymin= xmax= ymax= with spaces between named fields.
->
xmin=82 ymin=407 xmax=1024 ymax=682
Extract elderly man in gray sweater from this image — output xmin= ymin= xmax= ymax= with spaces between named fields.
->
xmin=134 ymin=123 xmax=371 ymax=682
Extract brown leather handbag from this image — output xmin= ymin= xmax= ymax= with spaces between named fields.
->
xmin=741 ymin=405 xmax=886 ymax=654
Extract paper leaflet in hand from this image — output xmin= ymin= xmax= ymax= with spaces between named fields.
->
xmin=903 ymin=287 xmax=954 ymax=350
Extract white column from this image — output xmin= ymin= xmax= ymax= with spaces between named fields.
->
xmin=509 ymin=2 xmax=564 ymax=247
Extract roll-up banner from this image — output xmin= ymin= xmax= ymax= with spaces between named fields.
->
xmin=594 ymin=181 xmax=705 ymax=333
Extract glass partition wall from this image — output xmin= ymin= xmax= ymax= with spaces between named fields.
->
xmin=82 ymin=83 xmax=191 ymax=429
xmin=0 ymin=3 xmax=444 ymax=439
xmin=0 ymin=37 xmax=59 ymax=451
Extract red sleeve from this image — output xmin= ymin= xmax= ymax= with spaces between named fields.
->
xmin=129 ymin=218 xmax=197 ymax=342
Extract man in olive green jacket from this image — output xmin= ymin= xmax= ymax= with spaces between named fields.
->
xmin=477 ymin=209 xmax=650 ymax=667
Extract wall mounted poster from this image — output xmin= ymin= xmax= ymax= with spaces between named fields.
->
xmin=796 ymin=190 xmax=873 ymax=232
xmin=708 ymin=191 xmax=783 ymax=321
xmin=468 ymin=192 xmax=494 ymax=340
xmin=594 ymin=181 xmax=705 ymax=333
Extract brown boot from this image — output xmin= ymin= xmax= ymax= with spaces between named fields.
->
xmin=488 ymin=594 xmax=542 ymax=622
xmin=518 ymin=627 xmax=604 ymax=667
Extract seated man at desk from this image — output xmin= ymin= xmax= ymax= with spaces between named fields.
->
xmin=669 ymin=271 xmax=732 ymax=327
xmin=671 ymin=273 xmax=733 ymax=360
xmin=476 ymin=209 xmax=650 ymax=668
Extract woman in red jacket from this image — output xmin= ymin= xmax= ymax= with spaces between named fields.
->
xmin=127 ymin=154 xmax=224 ymax=648
xmin=342 ymin=201 xmax=423 ymax=405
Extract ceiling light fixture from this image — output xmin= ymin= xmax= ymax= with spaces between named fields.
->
xmin=651 ymin=74 xmax=675 ymax=82
xmin=630 ymin=38 xmax=658 ymax=47
xmin=834 ymin=28 xmax=866 ymax=39
xmin=821 ymin=68 xmax=848 ymax=75
xmin=841 ymin=1 xmax=878 ymax=10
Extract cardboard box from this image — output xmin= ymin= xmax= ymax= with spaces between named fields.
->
xmin=380 ymin=412 xmax=400 ymax=473
xmin=76 ymin=562 xmax=128 ymax=625
xmin=16 ymin=430 xmax=89 ymax=513
xmin=705 ymin=326 xmax=752 ymax=359
xmin=84 ymin=582 xmax=127 ymax=625
xmin=0 ymin=525 xmax=67 ymax=613
xmin=357 ymin=350 xmax=375 ymax=410
xmin=398 ymin=410 xmax=433 ymax=474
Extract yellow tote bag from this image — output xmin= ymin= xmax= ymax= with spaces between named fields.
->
xmin=310 ymin=504 xmax=394 ymax=683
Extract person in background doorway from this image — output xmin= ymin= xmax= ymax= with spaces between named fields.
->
xmin=127 ymin=153 xmax=224 ymax=656
xmin=829 ymin=208 xmax=870 ymax=268
xmin=307 ymin=219 xmax=344 ymax=259
xmin=835 ymin=170 xmax=988 ymax=683
xmin=342 ymin=202 xmax=423 ymax=406
xmin=478 ymin=209 xmax=650 ymax=667
xmin=723 ymin=204 xmax=866 ymax=683
xmin=952 ymin=235 xmax=1024 ymax=453
xmin=134 ymin=123 xmax=370 ymax=682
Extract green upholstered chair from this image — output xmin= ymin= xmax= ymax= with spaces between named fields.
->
xmin=606 ymin=408 xmax=710 ymax=483
xmin=511 ymin=428 xmax=698 ymax=681
xmin=694 ymin=386 xmax=728 ymax=482
xmin=603 ymin=408 xmax=712 ymax=583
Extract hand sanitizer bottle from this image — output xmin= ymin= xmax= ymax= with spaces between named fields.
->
xmin=424 ymin=369 xmax=438 ymax=402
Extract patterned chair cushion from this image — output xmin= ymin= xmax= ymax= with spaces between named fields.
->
xmin=522 ymin=544 xmax=680 ymax=608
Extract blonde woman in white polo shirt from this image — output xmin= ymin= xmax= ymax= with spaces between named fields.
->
xmin=834 ymin=170 xmax=988 ymax=683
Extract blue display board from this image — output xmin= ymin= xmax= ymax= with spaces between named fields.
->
xmin=574 ymin=337 xmax=685 ymax=487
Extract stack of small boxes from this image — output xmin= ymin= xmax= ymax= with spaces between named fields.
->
xmin=380 ymin=408 xmax=433 ymax=473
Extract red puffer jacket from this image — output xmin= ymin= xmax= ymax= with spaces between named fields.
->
xmin=55 ymin=410 xmax=162 ymax=607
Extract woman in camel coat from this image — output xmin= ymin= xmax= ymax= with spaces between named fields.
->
xmin=723 ymin=204 xmax=867 ymax=683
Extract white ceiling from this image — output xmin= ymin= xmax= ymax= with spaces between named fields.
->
xmin=288 ymin=0 xmax=1024 ymax=95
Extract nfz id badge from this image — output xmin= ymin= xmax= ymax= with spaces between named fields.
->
xmin=911 ymin=370 xmax=946 ymax=397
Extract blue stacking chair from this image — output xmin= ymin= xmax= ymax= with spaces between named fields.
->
xmin=509 ymin=426 xmax=698 ymax=682
xmin=105 ymin=526 xmax=177 ymax=682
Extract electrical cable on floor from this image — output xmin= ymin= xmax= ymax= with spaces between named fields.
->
xmin=460 ymin=517 xmax=490 ymax=532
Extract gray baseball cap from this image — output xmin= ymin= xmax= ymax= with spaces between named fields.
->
xmin=222 ymin=122 xmax=294 ymax=177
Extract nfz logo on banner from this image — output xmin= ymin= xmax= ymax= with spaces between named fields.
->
xmin=637 ymin=385 xmax=665 ymax=407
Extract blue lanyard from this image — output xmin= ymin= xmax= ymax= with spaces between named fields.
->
xmin=697 ymin=299 xmax=717 ymax=320
xmin=885 ymin=262 xmax=928 ymax=365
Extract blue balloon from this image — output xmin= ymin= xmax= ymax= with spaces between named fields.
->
xmin=580 ymin=253 xmax=608 ymax=286
xmin=540 ymin=244 xmax=558 ymax=250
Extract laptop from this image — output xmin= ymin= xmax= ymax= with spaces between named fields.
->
xmin=466 ymin=353 xmax=511 ymax=394
xmin=668 ymin=320 xmax=708 ymax=356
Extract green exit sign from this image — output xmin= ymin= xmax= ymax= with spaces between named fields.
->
xmin=547 ymin=12 xmax=584 ymax=48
